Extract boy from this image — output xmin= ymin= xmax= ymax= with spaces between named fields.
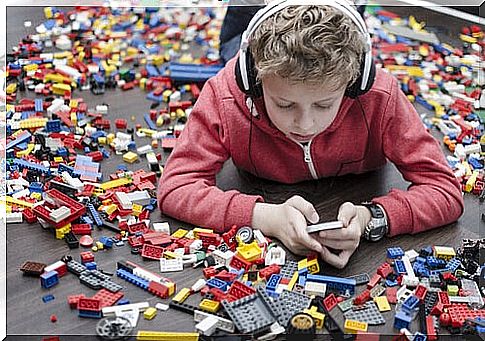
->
xmin=158 ymin=1 xmax=464 ymax=268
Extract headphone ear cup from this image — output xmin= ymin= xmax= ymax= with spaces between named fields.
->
xmin=246 ymin=52 xmax=263 ymax=98
xmin=235 ymin=57 xmax=251 ymax=96
xmin=345 ymin=56 xmax=376 ymax=99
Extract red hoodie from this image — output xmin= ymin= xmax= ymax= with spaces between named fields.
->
xmin=158 ymin=57 xmax=464 ymax=236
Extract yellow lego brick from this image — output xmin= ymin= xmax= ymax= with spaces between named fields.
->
xmin=92 ymin=246 xmax=98 ymax=252
xmin=447 ymin=285 xmax=459 ymax=296
xmin=16 ymin=143 xmax=35 ymax=157
xmin=106 ymin=133 xmax=115 ymax=144
xmin=30 ymin=192 xmax=42 ymax=200
xmin=105 ymin=204 xmax=118 ymax=215
xmin=98 ymin=137 xmax=107 ymax=145
xmin=6 ymin=196 xmax=34 ymax=209
xmin=460 ymin=34 xmax=477 ymax=44
xmin=199 ymin=299 xmax=220 ymax=313
xmin=298 ymin=258 xmax=308 ymax=272
xmin=52 ymin=83 xmax=71 ymax=95
xmin=409 ymin=15 xmax=425 ymax=31
xmin=171 ymin=229 xmax=188 ymax=239
xmin=99 ymin=177 xmax=132 ymax=190
xmin=132 ymin=203 xmax=142 ymax=216
xmin=176 ymin=108 xmax=185 ymax=118
xmin=53 ymin=156 xmax=64 ymax=163
xmin=123 ymin=151 xmax=139 ymax=164
xmin=6 ymin=83 xmax=17 ymax=94
xmin=236 ymin=241 xmax=262 ymax=262
xmin=96 ymin=241 xmax=104 ymax=250
xmin=287 ymin=271 xmax=299 ymax=291
xmin=55 ymin=223 xmax=71 ymax=239
xmin=434 ymin=246 xmax=456 ymax=261
xmin=384 ymin=65 xmax=424 ymax=77
xmin=20 ymin=118 xmax=48 ymax=129
xmin=136 ymin=331 xmax=199 ymax=341
xmin=173 ymin=288 xmax=191 ymax=304
xmin=193 ymin=227 xmax=214 ymax=238
xmin=23 ymin=64 xmax=39 ymax=72
xmin=465 ymin=171 xmax=479 ymax=193
xmin=44 ymin=73 xmax=71 ymax=84
xmin=44 ymin=7 xmax=53 ymax=18
xmin=163 ymin=251 xmax=181 ymax=259
xmin=138 ymin=128 xmax=157 ymax=137
xmin=69 ymin=99 xmax=78 ymax=109
xmin=306 ymin=258 xmax=320 ymax=274
xmin=303 ymin=306 xmax=325 ymax=329
xmin=143 ymin=307 xmax=157 ymax=320
xmin=344 ymin=319 xmax=368 ymax=334
xmin=374 ymin=296 xmax=391 ymax=312
xmin=166 ymin=282 xmax=176 ymax=296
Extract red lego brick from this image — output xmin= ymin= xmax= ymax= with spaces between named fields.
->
xmin=22 ymin=208 xmax=37 ymax=223
xmin=141 ymin=244 xmax=164 ymax=260
xmin=127 ymin=222 xmax=149 ymax=235
xmin=259 ymin=264 xmax=281 ymax=280
xmin=447 ymin=304 xmax=485 ymax=328
xmin=215 ymin=270 xmax=239 ymax=283
xmin=353 ymin=289 xmax=371 ymax=306
xmin=80 ymin=251 xmax=95 ymax=264
xmin=92 ymin=289 xmax=124 ymax=308
xmin=367 ymin=273 xmax=382 ymax=289
xmin=71 ymin=223 xmax=92 ymax=235
xmin=229 ymin=255 xmax=252 ymax=271
xmin=227 ymin=280 xmax=256 ymax=300
xmin=414 ymin=285 xmax=427 ymax=301
xmin=377 ymin=263 xmax=393 ymax=278
xmin=426 ymin=316 xmax=437 ymax=340
xmin=209 ymin=288 xmax=227 ymax=302
xmin=67 ymin=294 xmax=85 ymax=309
xmin=386 ymin=287 xmax=397 ymax=304
xmin=323 ymin=293 xmax=338 ymax=311
xmin=203 ymin=266 xmax=218 ymax=279
xmin=128 ymin=235 xmax=143 ymax=248
xmin=148 ymin=281 xmax=170 ymax=298
xmin=438 ymin=291 xmax=450 ymax=306
xmin=77 ymin=297 xmax=101 ymax=312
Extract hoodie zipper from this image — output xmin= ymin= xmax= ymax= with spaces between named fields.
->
xmin=288 ymin=138 xmax=318 ymax=180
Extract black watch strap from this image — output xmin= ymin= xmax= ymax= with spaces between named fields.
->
xmin=361 ymin=202 xmax=388 ymax=242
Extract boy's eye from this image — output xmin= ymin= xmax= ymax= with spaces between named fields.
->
xmin=276 ymin=103 xmax=294 ymax=109
xmin=315 ymin=104 xmax=331 ymax=110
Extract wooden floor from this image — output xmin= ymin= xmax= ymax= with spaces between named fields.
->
xmin=5 ymin=5 xmax=485 ymax=339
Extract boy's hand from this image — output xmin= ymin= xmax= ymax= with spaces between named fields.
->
xmin=252 ymin=196 xmax=323 ymax=256
xmin=314 ymin=202 xmax=372 ymax=269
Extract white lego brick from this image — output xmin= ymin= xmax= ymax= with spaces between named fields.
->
xmin=6 ymin=212 xmax=23 ymax=223
xmin=401 ymin=275 xmax=419 ymax=288
xmin=136 ymin=145 xmax=153 ymax=155
xmin=160 ymin=258 xmax=184 ymax=272
xmin=191 ymin=279 xmax=206 ymax=292
xmin=115 ymin=308 xmax=139 ymax=328
xmin=44 ymin=260 xmax=66 ymax=275
xmin=116 ymin=132 xmax=132 ymax=141
xmin=133 ymin=267 xmax=163 ymax=284
xmin=189 ymin=239 xmax=203 ymax=253
xmin=196 ymin=315 xmax=219 ymax=336
xmin=153 ymin=222 xmax=170 ymax=234
xmin=454 ymin=144 xmax=466 ymax=159
xmin=464 ymin=143 xmax=481 ymax=155
xmin=56 ymin=65 xmax=82 ymax=80
xmin=102 ymin=302 xmax=149 ymax=316
xmin=397 ymin=286 xmax=413 ymax=303
xmin=304 ymin=281 xmax=327 ymax=297
xmin=194 ymin=310 xmax=235 ymax=333
xmin=401 ymin=256 xmax=416 ymax=279
xmin=155 ymin=303 xmax=169 ymax=311
xmin=146 ymin=152 xmax=158 ymax=165
xmin=115 ymin=192 xmax=133 ymax=210
xmin=253 ymin=229 xmax=267 ymax=245
xmin=126 ymin=190 xmax=151 ymax=206
xmin=437 ymin=120 xmax=461 ymax=136
xmin=12 ymin=189 xmax=30 ymax=199
xmin=257 ymin=322 xmax=286 ymax=341
xmin=47 ymin=98 xmax=65 ymax=116
xmin=49 ymin=206 xmax=71 ymax=223
xmin=265 ymin=246 xmax=286 ymax=266
xmin=95 ymin=104 xmax=109 ymax=114
xmin=404 ymin=249 xmax=419 ymax=263
xmin=61 ymin=171 xmax=84 ymax=191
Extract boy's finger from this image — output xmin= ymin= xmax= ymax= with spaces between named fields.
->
xmin=286 ymin=195 xmax=319 ymax=224
xmin=320 ymin=247 xmax=352 ymax=269
xmin=318 ymin=238 xmax=359 ymax=251
xmin=319 ymin=220 xmax=359 ymax=240
xmin=293 ymin=222 xmax=323 ymax=253
xmin=337 ymin=202 xmax=356 ymax=227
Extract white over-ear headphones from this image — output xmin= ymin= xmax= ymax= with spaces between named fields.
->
xmin=236 ymin=0 xmax=374 ymax=98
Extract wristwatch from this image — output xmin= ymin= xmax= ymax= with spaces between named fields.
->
xmin=361 ymin=203 xmax=388 ymax=242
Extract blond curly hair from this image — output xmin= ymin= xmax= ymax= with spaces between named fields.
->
xmin=249 ymin=5 xmax=367 ymax=90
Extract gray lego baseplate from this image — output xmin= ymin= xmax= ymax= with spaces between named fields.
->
xmin=279 ymin=261 xmax=298 ymax=279
xmin=344 ymin=301 xmax=385 ymax=325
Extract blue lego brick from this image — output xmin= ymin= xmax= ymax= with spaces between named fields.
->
xmin=297 ymin=275 xmax=307 ymax=288
xmin=40 ymin=270 xmax=59 ymax=289
xmin=93 ymin=73 xmax=105 ymax=84
xmin=402 ymin=295 xmax=419 ymax=314
xmin=13 ymin=158 xmax=50 ymax=176
xmin=34 ymin=98 xmax=43 ymax=112
xmin=413 ymin=332 xmax=427 ymax=341
xmin=85 ymin=262 xmax=97 ymax=270
xmin=387 ymin=247 xmax=404 ymax=259
xmin=87 ymin=203 xmax=104 ymax=227
xmin=84 ymin=147 xmax=91 ymax=154
xmin=207 ymin=278 xmax=228 ymax=291
xmin=81 ymin=215 xmax=94 ymax=226
xmin=144 ymin=113 xmax=157 ymax=130
xmin=415 ymin=256 xmax=426 ymax=264
xmin=58 ymin=163 xmax=74 ymax=175
xmin=7 ymin=131 xmax=32 ymax=150
xmin=385 ymin=279 xmax=398 ymax=287
xmin=415 ymin=96 xmax=434 ymax=111
xmin=394 ymin=260 xmax=407 ymax=274
xmin=468 ymin=156 xmax=483 ymax=170
xmin=146 ymin=64 xmax=160 ymax=77
xmin=168 ymin=63 xmax=223 ymax=82
xmin=42 ymin=294 xmax=55 ymax=303
xmin=99 ymin=236 xmax=113 ymax=248
xmin=46 ymin=119 xmax=61 ymax=132
xmin=57 ymin=147 xmax=68 ymax=157
xmin=117 ymin=164 xmax=128 ymax=171
xmin=420 ymin=246 xmax=433 ymax=257
xmin=394 ymin=311 xmax=412 ymax=330
xmin=266 ymin=274 xmax=282 ymax=293
xmin=306 ymin=274 xmax=356 ymax=295
xmin=29 ymin=182 xmax=43 ymax=193
xmin=445 ymin=258 xmax=461 ymax=272
xmin=91 ymin=131 xmax=107 ymax=140
xmin=117 ymin=298 xmax=130 ymax=305
xmin=78 ymin=309 xmax=102 ymax=318
xmin=116 ymin=269 xmax=149 ymax=290
xmin=146 ymin=92 xmax=164 ymax=103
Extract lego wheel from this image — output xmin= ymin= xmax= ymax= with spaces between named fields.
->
xmin=287 ymin=312 xmax=316 ymax=337
xmin=96 ymin=316 xmax=133 ymax=340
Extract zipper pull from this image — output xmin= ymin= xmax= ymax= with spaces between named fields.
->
xmin=303 ymin=143 xmax=311 ymax=163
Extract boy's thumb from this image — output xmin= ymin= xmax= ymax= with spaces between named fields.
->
xmin=286 ymin=195 xmax=319 ymax=224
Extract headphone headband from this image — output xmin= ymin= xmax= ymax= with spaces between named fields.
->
xmin=238 ymin=0 xmax=374 ymax=95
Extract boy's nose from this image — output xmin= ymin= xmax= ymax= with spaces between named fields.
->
xmin=295 ymin=112 xmax=314 ymax=131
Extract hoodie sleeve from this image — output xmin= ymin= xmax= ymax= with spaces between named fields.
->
xmin=157 ymin=79 xmax=264 ymax=233
xmin=371 ymin=77 xmax=464 ymax=236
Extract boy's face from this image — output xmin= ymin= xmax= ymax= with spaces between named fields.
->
xmin=262 ymin=74 xmax=346 ymax=143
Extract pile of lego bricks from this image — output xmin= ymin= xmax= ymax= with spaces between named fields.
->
xmin=5 ymin=5 xmax=485 ymax=340
xmin=367 ymin=8 xmax=485 ymax=199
